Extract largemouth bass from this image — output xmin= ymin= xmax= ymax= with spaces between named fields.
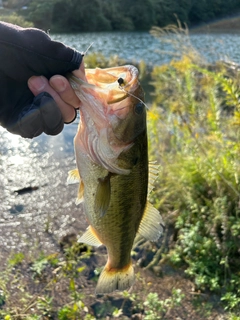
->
xmin=67 ymin=65 xmax=163 ymax=294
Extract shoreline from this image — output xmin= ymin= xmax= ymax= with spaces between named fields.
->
xmin=190 ymin=16 xmax=240 ymax=34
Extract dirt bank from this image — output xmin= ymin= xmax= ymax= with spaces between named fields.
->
xmin=190 ymin=16 xmax=240 ymax=33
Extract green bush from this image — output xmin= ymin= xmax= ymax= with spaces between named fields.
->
xmin=148 ymin=47 xmax=240 ymax=311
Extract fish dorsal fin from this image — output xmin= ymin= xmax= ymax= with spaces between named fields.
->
xmin=75 ymin=180 xmax=84 ymax=205
xmin=148 ymin=161 xmax=160 ymax=197
xmin=67 ymin=169 xmax=80 ymax=185
xmin=138 ymin=201 xmax=164 ymax=241
xmin=78 ymin=226 xmax=102 ymax=247
xmin=94 ymin=174 xmax=111 ymax=217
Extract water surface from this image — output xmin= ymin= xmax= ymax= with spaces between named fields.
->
xmin=51 ymin=31 xmax=240 ymax=65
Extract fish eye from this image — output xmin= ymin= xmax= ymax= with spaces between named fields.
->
xmin=134 ymin=102 xmax=144 ymax=115
xmin=117 ymin=77 xmax=124 ymax=86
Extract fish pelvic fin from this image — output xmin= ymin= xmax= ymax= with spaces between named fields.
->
xmin=78 ymin=226 xmax=102 ymax=247
xmin=96 ymin=263 xmax=135 ymax=295
xmin=94 ymin=173 xmax=111 ymax=217
xmin=75 ymin=180 xmax=84 ymax=205
xmin=138 ymin=201 xmax=164 ymax=241
xmin=67 ymin=169 xmax=80 ymax=185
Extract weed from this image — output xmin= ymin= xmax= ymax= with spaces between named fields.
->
xmin=143 ymin=289 xmax=184 ymax=319
xmin=123 ymin=287 xmax=185 ymax=319
xmin=8 ymin=253 xmax=25 ymax=266
xmin=148 ymin=27 xmax=240 ymax=312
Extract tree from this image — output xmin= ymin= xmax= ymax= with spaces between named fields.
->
xmin=152 ymin=0 xmax=192 ymax=27
xmin=52 ymin=0 xmax=111 ymax=32
xmin=25 ymin=0 xmax=57 ymax=29
xmin=20 ymin=0 xmax=240 ymax=32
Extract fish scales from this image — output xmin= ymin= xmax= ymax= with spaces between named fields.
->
xmin=75 ymin=120 xmax=148 ymax=270
xmin=68 ymin=65 xmax=163 ymax=294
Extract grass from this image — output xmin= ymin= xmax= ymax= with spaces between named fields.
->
xmin=0 ymin=242 xmax=188 ymax=319
xmin=147 ymin=24 xmax=240 ymax=315
xmin=0 ymin=242 xmax=94 ymax=319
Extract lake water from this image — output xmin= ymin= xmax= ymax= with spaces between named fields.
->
xmin=51 ymin=31 xmax=240 ymax=66
xmin=1 ymin=31 xmax=240 ymax=224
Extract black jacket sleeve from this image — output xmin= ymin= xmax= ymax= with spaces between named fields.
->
xmin=0 ymin=21 xmax=83 ymax=138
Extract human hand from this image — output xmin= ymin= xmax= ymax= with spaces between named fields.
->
xmin=27 ymin=61 xmax=85 ymax=129
xmin=0 ymin=22 xmax=84 ymax=138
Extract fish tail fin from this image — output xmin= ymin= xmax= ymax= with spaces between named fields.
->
xmin=95 ymin=263 xmax=135 ymax=295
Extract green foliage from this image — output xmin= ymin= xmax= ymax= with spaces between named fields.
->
xmin=0 ymin=12 xmax=33 ymax=27
xmin=58 ymin=302 xmax=85 ymax=320
xmin=189 ymin=0 xmax=240 ymax=24
xmin=11 ymin=0 xmax=240 ymax=31
xmin=0 ymin=243 xmax=91 ymax=319
xmin=8 ymin=252 xmax=25 ymax=266
xmin=142 ymin=289 xmax=185 ymax=319
xmin=24 ymin=0 xmax=57 ymax=29
xmin=53 ymin=0 xmax=111 ymax=32
xmin=36 ymin=296 xmax=53 ymax=318
xmin=123 ymin=288 xmax=185 ymax=319
xmin=0 ymin=290 xmax=6 ymax=308
xmin=30 ymin=253 xmax=59 ymax=277
xmin=148 ymin=32 xmax=240 ymax=311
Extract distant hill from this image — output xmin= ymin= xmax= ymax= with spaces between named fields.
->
xmin=191 ymin=16 xmax=240 ymax=33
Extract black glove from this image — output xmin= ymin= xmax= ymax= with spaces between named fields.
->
xmin=0 ymin=22 xmax=82 ymax=138
xmin=7 ymin=92 xmax=64 ymax=138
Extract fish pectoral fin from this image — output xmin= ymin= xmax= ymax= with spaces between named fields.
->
xmin=78 ymin=226 xmax=102 ymax=247
xmin=148 ymin=161 xmax=160 ymax=197
xmin=75 ymin=181 xmax=84 ymax=205
xmin=138 ymin=201 xmax=164 ymax=241
xmin=95 ymin=263 xmax=135 ymax=294
xmin=67 ymin=169 xmax=81 ymax=185
xmin=94 ymin=174 xmax=111 ymax=217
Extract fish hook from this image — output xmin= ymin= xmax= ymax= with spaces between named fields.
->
xmin=81 ymin=42 xmax=94 ymax=56
xmin=117 ymin=78 xmax=149 ymax=110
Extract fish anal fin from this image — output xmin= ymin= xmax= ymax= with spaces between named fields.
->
xmin=95 ymin=262 xmax=135 ymax=294
xmin=138 ymin=201 xmax=164 ymax=241
xmin=78 ymin=226 xmax=102 ymax=247
xmin=94 ymin=174 xmax=111 ymax=217
xmin=75 ymin=181 xmax=84 ymax=205
xmin=67 ymin=169 xmax=81 ymax=185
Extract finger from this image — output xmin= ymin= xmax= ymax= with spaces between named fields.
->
xmin=49 ymin=75 xmax=81 ymax=109
xmin=28 ymin=75 xmax=76 ymax=123
xmin=73 ymin=59 xmax=87 ymax=81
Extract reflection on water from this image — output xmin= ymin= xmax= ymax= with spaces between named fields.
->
xmin=0 ymin=121 xmax=86 ymax=253
xmin=0 ymin=121 xmax=77 ymax=219
xmin=51 ymin=31 xmax=240 ymax=65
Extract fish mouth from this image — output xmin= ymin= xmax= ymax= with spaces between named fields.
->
xmin=69 ymin=65 xmax=140 ymax=105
